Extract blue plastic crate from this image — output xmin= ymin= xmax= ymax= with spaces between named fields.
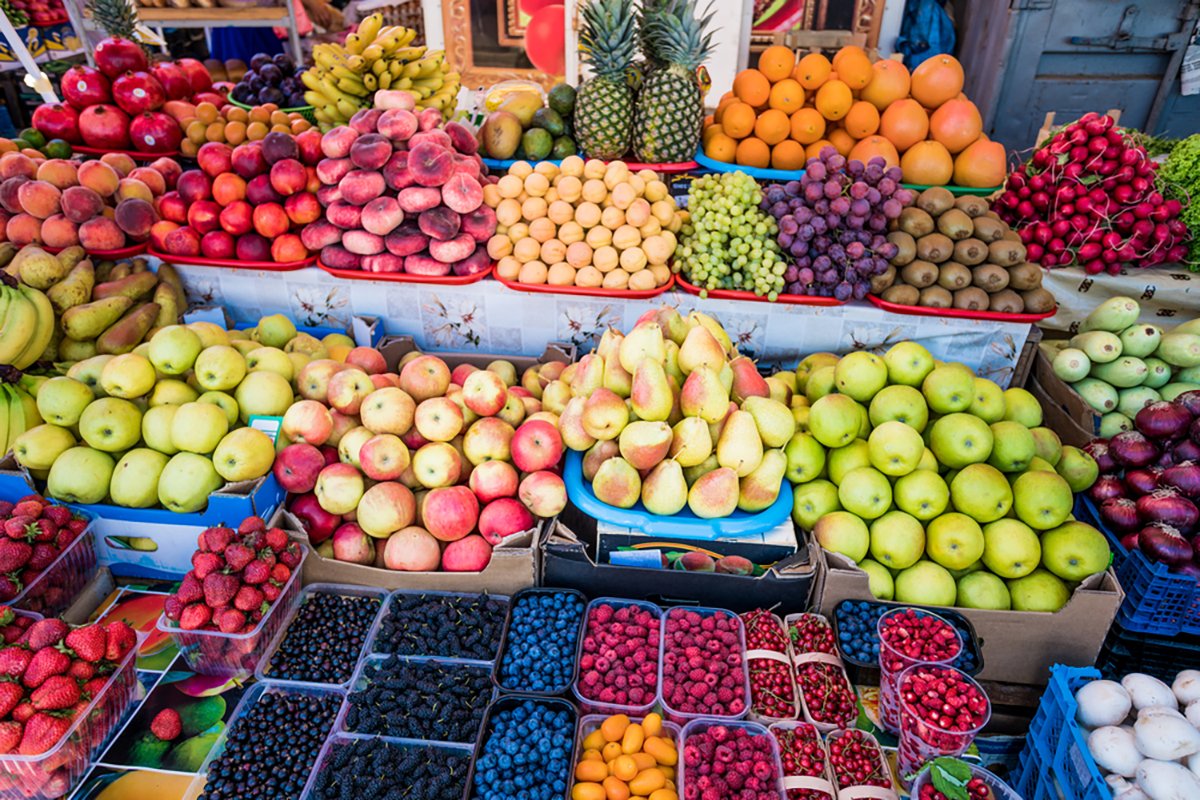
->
xmin=1075 ymin=495 xmax=1200 ymax=636
xmin=1015 ymin=665 xmax=1112 ymax=800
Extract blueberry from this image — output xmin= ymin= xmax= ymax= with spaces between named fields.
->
xmin=472 ymin=700 xmax=573 ymax=800
xmin=497 ymin=591 xmax=585 ymax=694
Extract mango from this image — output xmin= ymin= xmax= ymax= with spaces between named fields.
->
xmin=1070 ymin=331 xmax=1122 ymax=364
xmin=1081 ymin=296 xmax=1140 ymax=333
xmin=1089 ymin=356 xmax=1147 ymax=388
xmin=498 ymin=91 xmax=542 ymax=126
xmin=1158 ymin=333 xmax=1200 ymax=367
xmin=480 ymin=111 xmax=523 ymax=159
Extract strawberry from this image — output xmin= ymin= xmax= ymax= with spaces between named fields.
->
xmin=262 ymin=582 xmax=281 ymax=603
xmin=0 ymin=720 xmax=21 ymax=753
xmin=0 ymin=502 xmax=12 ymax=517
xmin=82 ymin=677 xmax=107 ymax=696
xmin=223 ymin=543 xmax=254 ymax=573
xmin=66 ymin=518 xmax=87 ymax=535
xmin=215 ymin=608 xmax=245 ymax=633
xmin=238 ymin=517 xmax=266 ymax=535
xmin=40 ymin=507 xmax=71 ymax=529
xmin=270 ymin=563 xmax=291 ymax=583
xmin=0 ymin=681 xmax=24 ymax=718
xmin=26 ymin=543 xmax=57 ymax=572
xmin=22 ymin=648 xmax=69 ymax=688
xmin=103 ymin=621 xmax=136 ymax=662
xmin=25 ymin=619 xmax=68 ymax=651
xmin=1 ymin=517 xmax=32 ymax=540
xmin=202 ymin=573 xmax=239 ymax=608
xmin=11 ymin=501 xmax=42 ymax=520
xmin=241 ymin=559 xmax=271 ymax=585
xmin=0 ymin=606 xmax=13 ymax=627
xmin=179 ymin=604 xmax=212 ymax=631
xmin=150 ymin=708 xmax=181 ymax=741
xmin=0 ymin=577 xmax=19 ymax=603
xmin=278 ymin=543 xmax=302 ymax=569
xmin=0 ymin=648 xmax=31 ymax=679
xmin=11 ymin=617 xmax=30 ymax=631
xmin=11 ymin=701 xmax=34 ymax=722
xmin=233 ymin=586 xmax=264 ymax=612
xmin=177 ymin=571 xmax=204 ymax=604
xmin=0 ymin=540 xmax=31 ymax=572
xmin=31 ymin=675 xmax=80 ymax=710
xmin=201 ymin=526 xmax=234 ymax=554
xmin=250 ymin=609 xmax=264 ymax=623
xmin=53 ymin=529 xmax=75 ymax=550
xmin=163 ymin=596 xmax=183 ymax=621
xmin=241 ymin=530 xmax=266 ymax=552
xmin=64 ymin=626 xmax=106 ymax=663
xmin=264 ymin=527 xmax=289 ymax=553
xmin=255 ymin=548 xmax=276 ymax=569
xmin=67 ymin=660 xmax=95 ymax=681
xmin=191 ymin=552 xmax=222 ymax=580
xmin=18 ymin=712 xmax=71 ymax=754
xmin=27 ymin=520 xmax=55 ymax=543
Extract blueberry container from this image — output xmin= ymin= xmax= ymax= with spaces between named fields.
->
xmin=823 ymin=729 xmax=898 ymax=800
xmin=254 ymin=583 xmax=387 ymax=689
xmin=767 ymin=720 xmax=836 ymax=800
xmin=10 ymin=518 xmax=97 ymax=618
xmin=659 ymin=606 xmax=751 ymax=724
xmin=299 ymin=733 xmax=473 ymax=800
xmin=743 ymin=610 xmax=799 ymax=724
xmin=465 ymin=694 xmax=579 ymax=800
xmin=571 ymin=597 xmax=663 ymax=716
xmin=831 ymin=599 xmax=983 ymax=683
xmin=494 ymin=587 xmax=587 ymax=697
xmin=678 ymin=718 xmax=787 ymax=799
xmin=365 ymin=589 xmax=510 ymax=664
xmin=566 ymin=713 xmax=681 ymax=799
xmin=783 ymin=613 xmax=857 ymax=732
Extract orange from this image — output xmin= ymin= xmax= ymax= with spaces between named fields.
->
xmin=705 ymin=132 xmax=738 ymax=163
xmin=736 ymin=137 xmax=771 ymax=168
xmin=733 ymin=69 xmax=771 ymax=107
xmin=827 ymin=127 xmax=855 ymax=156
xmin=833 ymin=46 xmax=872 ymax=90
xmin=860 ymin=59 xmax=911 ymax=110
xmin=843 ymin=101 xmax=880 ymax=138
xmin=929 ymin=98 xmax=983 ymax=154
xmin=722 ymin=102 xmax=756 ymax=139
xmin=900 ymin=140 xmax=954 ymax=185
xmin=911 ymin=54 xmax=965 ymax=109
xmin=879 ymin=98 xmax=929 ymax=151
xmin=795 ymin=53 xmax=832 ymax=90
xmin=703 ymin=123 xmax=725 ymax=146
xmin=806 ymin=139 xmax=835 ymax=160
xmin=771 ymin=140 xmax=806 ymax=170
xmin=814 ymin=80 xmax=853 ymax=120
xmin=849 ymin=135 xmax=900 ymax=169
xmin=715 ymin=94 xmax=737 ymax=123
xmin=754 ymin=109 xmax=790 ymax=145
xmin=789 ymin=108 xmax=826 ymax=144
xmin=758 ymin=45 xmax=797 ymax=83
xmin=953 ymin=138 xmax=1006 ymax=188
xmin=768 ymin=79 xmax=805 ymax=114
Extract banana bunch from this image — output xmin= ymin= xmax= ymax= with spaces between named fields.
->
xmin=0 ymin=274 xmax=55 ymax=372
xmin=0 ymin=381 xmax=42 ymax=463
xmin=302 ymin=13 xmax=461 ymax=130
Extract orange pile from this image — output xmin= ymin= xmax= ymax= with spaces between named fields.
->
xmin=703 ymin=47 xmax=1006 ymax=187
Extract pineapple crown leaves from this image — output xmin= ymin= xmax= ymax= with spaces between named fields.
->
xmin=85 ymin=0 xmax=146 ymax=47
xmin=640 ymin=0 xmax=717 ymax=73
xmin=638 ymin=0 xmax=669 ymax=67
xmin=578 ymin=0 xmax=640 ymax=82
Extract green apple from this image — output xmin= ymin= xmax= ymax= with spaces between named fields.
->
xmin=66 ymin=355 xmax=113 ymax=396
xmin=930 ymin=413 xmax=994 ymax=468
xmin=1027 ymin=456 xmax=1054 ymax=473
xmin=158 ymin=452 xmax=224 ymax=513
xmin=859 ymin=558 xmax=895 ymax=600
xmin=868 ymin=385 xmax=929 ymax=432
xmin=198 ymin=391 xmax=240 ymax=426
xmin=956 ymin=571 xmax=1011 ymax=610
xmin=257 ymin=313 xmax=298 ymax=348
xmin=947 ymin=561 xmax=984 ymax=580
xmin=805 ymin=365 xmax=836 ymax=403
xmin=232 ymin=340 xmax=258 ymax=357
xmin=35 ymin=377 xmax=94 ymax=426
xmin=46 ymin=446 xmax=114 ymax=504
xmin=814 ymin=510 xmax=869 ymax=562
xmin=1012 ymin=470 xmax=1073 ymax=530
xmin=1007 ymin=569 xmax=1070 ymax=612
xmin=950 ymin=463 xmax=1012 ymax=523
xmin=883 ymin=342 xmax=935 ymax=387
xmin=99 ymin=354 xmax=157 ymax=399
xmin=922 ymin=364 xmax=975 ymax=414
xmin=1040 ymin=521 xmax=1111 ymax=581
xmin=795 ymin=353 xmax=839 ymax=393
xmin=170 ymin=402 xmax=230 ymax=455
xmin=968 ymin=377 xmax=1006 ymax=423
xmin=148 ymin=325 xmax=203 ymax=375
xmin=1030 ymin=426 xmax=1063 ymax=466
xmin=246 ymin=347 xmax=294 ymax=382
xmin=213 ymin=427 xmax=276 ymax=481
xmin=982 ymin=518 xmax=1041 ymax=578
xmin=926 ymin=512 xmax=985 ymax=570
xmin=194 ymin=346 xmax=248 ymax=392
xmin=79 ymin=397 xmax=143 ymax=452
xmin=868 ymin=420 xmax=924 ymax=477
xmin=234 ymin=371 xmax=294 ymax=423
xmin=12 ymin=424 xmax=76 ymax=471
xmin=109 ymin=448 xmax=170 ymax=508
xmin=187 ymin=321 xmax=230 ymax=348
xmin=791 ymin=479 xmax=840 ymax=530
xmin=828 ymin=439 xmax=870 ymax=484
xmin=869 ymin=510 xmax=925 ymax=569
xmin=838 ymin=466 xmax=892 ymax=520
xmin=808 ymin=394 xmax=862 ymax=449
xmin=893 ymin=469 xmax=949 ymax=521
xmin=916 ymin=448 xmax=938 ymax=472
xmin=1003 ymin=387 xmax=1043 ymax=428
xmin=986 ymin=420 xmax=1036 ymax=472
xmin=894 ymin=560 xmax=957 ymax=606
xmin=1057 ymin=445 xmax=1100 ymax=492
xmin=322 ymin=332 xmax=355 ymax=350
xmin=834 ymin=351 xmax=888 ymax=402
xmin=141 ymin=405 xmax=179 ymax=455
xmin=784 ymin=432 xmax=826 ymax=484
xmin=148 ymin=379 xmax=199 ymax=407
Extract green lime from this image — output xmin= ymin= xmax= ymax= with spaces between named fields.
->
xmin=551 ymin=136 xmax=578 ymax=159
xmin=19 ymin=128 xmax=45 ymax=148
xmin=43 ymin=139 xmax=72 ymax=159
xmin=522 ymin=128 xmax=553 ymax=161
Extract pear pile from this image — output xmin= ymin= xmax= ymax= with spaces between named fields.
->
xmin=558 ymin=306 xmax=794 ymax=519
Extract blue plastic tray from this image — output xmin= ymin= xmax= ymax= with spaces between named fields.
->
xmin=693 ymin=148 xmax=805 ymax=182
xmin=481 ymin=157 xmax=562 ymax=171
xmin=563 ymin=450 xmax=792 ymax=539
xmin=1015 ymin=665 xmax=1110 ymax=800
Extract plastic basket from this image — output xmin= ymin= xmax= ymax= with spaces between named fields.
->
xmin=41 ymin=243 xmax=147 ymax=260
xmin=693 ymin=148 xmax=804 ymax=181
xmin=464 ymin=694 xmax=578 ymax=800
xmin=493 ymin=587 xmax=586 ymax=696
xmin=148 ymin=248 xmax=316 ymax=271
xmin=831 ymin=599 xmax=984 ymax=683
xmin=661 ymin=606 xmax=750 ymax=724
xmin=495 ymin=272 xmax=675 ymax=298
xmin=299 ymin=733 xmax=472 ymax=800
xmin=768 ymin=720 xmax=837 ymax=800
xmin=866 ymin=293 xmax=1057 ymax=322
xmin=782 ymin=612 xmax=856 ymax=732
xmin=678 ymin=718 xmax=786 ymax=798
xmin=674 ymin=273 xmax=847 ymax=306
xmin=9 ymin=522 xmax=97 ymax=618
xmin=824 ymin=728 xmax=898 ymax=799
xmin=1096 ymin=612 xmax=1200 ymax=683
xmin=571 ymin=597 xmax=663 ymax=717
xmin=364 ymin=589 xmax=510 ymax=663
xmin=566 ymin=714 xmax=682 ymax=800
xmin=900 ymin=182 xmax=1002 ymax=197
xmin=71 ymin=145 xmax=179 ymax=161
xmin=912 ymin=763 xmax=1020 ymax=800
xmin=1014 ymin=665 xmax=1112 ymax=800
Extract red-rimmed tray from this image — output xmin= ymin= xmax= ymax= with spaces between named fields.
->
xmin=148 ymin=248 xmax=316 ymax=271
xmin=495 ymin=271 xmax=675 ymax=298
xmin=674 ymin=272 xmax=846 ymax=306
xmin=72 ymin=146 xmax=181 ymax=161
xmin=42 ymin=243 xmax=147 ymax=259
xmin=867 ymin=293 xmax=1057 ymax=322
xmin=317 ymin=258 xmax=494 ymax=285
xmin=620 ymin=160 xmax=699 ymax=174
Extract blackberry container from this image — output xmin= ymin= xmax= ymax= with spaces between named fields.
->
xmin=365 ymin=589 xmax=510 ymax=664
xmin=299 ymin=733 xmax=473 ymax=800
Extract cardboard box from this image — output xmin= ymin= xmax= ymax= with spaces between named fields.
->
xmin=1028 ymin=347 xmax=1099 ymax=447
xmin=814 ymin=549 xmax=1124 ymax=686
xmin=596 ymin=516 xmax=799 ymax=568
xmin=544 ymin=503 xmax=817 ymax=613
xmin=377 ymin=335 xmax=576 ymax=374
xmin=183 ymin=307 xmax=384 ymax=348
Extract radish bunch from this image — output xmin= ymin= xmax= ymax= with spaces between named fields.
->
xmin=997 ymin=112 xmax=1188 ymax=273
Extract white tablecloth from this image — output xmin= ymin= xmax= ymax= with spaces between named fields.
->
xmin=1040 ymin=265 xmax=1200 ymax=335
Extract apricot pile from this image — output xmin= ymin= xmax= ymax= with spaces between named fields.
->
xmin=571 ymin=713 xmax=678 ymax=800
xmin=162 ymin=100 xmax=312 ymax=157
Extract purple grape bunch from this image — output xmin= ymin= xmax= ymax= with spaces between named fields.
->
xmin=763 ymin=147 xmax=916 ymax=301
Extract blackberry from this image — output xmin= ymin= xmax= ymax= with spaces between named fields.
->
xmin=264 ymin=592 xmax=381 ymax=684
xmin=472 ymin=699 xmax=573 ymax=800
xmin=374 ymin=593 xmax=508 ymax=661
xmin=199 ymin=688 xmax=340 ymax=800
xmin=345 ymin=657 xmax=492 ymax=743
xmin=497 ymin=590 xmax=585 ymax=694
xmin=310 ymin=737 xmax=468 ymax=800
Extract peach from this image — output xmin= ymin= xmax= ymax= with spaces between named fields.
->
xmin=460 ymin=206 xmax=497 ymax=242
xmin=451 ymin=155 xmax=481 ymax=178
xmin=442 ymin=173 xmax=484 ymax=214
xmin=41 ymin=214 xmax=79 ymax=248
xmin=343 ymin=230 xmax=385 ymax=256
xmin=320 ymin=245 xmax=360 ymax=269
xmin=349 ymin=109 xmax=383 ymax=136
xmin=284 ymin=192 xmax=322 ymax=225
xmin=212 ymin=173 xmax=246 ymax=205
xmin=79 ymin=217 xmax=125 ymax=250
xmin=252 ymin=203 xmax=289 ymax=238
xmin=149 ymin=157 xmax=182 ymax=189
xmin=409 ymin=142 xmax=454 ymax=187
xmin=362 ymin=253 xmax=405 ymax=273
xmin=0 ymin=153 xmax=37 ymax=180
xmin=236 ymin=234 xmax=271 ymax=261
xmin=305 ymin=165 xmax=320 ymax=195
xmin=320 ymin=126 xmax=359 ymax=159
xmin=231 ymin=142 xmax=268 ymax=179
xmin=417 ymin=107 xmax=443 ymax=132
xmin=385 ymin=224 xmax=428 ymax=257
xmin=410 ymin=130 xmax=453 ymax=151
xmin=453 ymin=247 xmax=491 ymax=276
xmin=382 ymin=151 xmax=415 ymax=192
xmin=326 ymin=201 xmax=363 ymax=230
xmin=114 ymin=197 xmax=156 ymax=240
xmin=441 ymin=534 xmax=492 ymax=572
xmin=116 ymin=178 xmax=153 ymax=204
xmin=219 ymin=200 xmax=253 ymax=235
xmin=295 ymin=128 xmax=323 ymax=166
xmin=17 ymin=180 xmax=62 ymax=219
xmin=187 ymin=200 xmax=222 ymax=234
xmin=0 ymin=177 xmax=28 ymax=214
xmin=316 ymin=157 xmax=352 ymax=186
xmin=378 ymin=109 xmax=418 ymax=143
xmin=197 ymin=141 xmax=233 ymax=178
xmin=5 ymin=213 xmax=42 ymax=245
xmin=300 ymin=219 xmax=341 ymax=250
xmin=338 ymin=170 xmax=385 ymax=205
xmin=61 ymin=185 xmax=104 ymax=223
xmin=246 ymin=174 xmax=282 ymax=205
xmin=128 ymin=166 xmax=166 ymax=197
xmin=429 ymin=233 xmax=476 ymax=264
xmin=99 ymin=152 xmax=135 ymax=177
xmin=404 ymin=254 xmax=451 ymax=276
xmin=272 ymin=233 xmax=307 ymax=263
xmin=383 ymin=526 xmax=441 ymax=572
xmin=349 ymin=134 xmax=392 ymax=171
xmin=361 ymin=196 xmax=404 ymax=236
xmin=397 ymin=186 xmax=441 ymax=214
xmin=200 ymin=229 xmax=236 ymax=259
xmin=176 ymin=170 xmax=212 ymax=204
xmin=444 ymin=122 xmax=478 ymax=155
xmin=261 ymin=131 xmax=298 ymax=165
xmin=156 ymin=190 xmax=188 ymax=224
xmin=149 ymin=220 xmax=179 ymax=251
xmin=316 ymin=184 xmax=342 ymax=207
xmin=269 ymin=158 xmax=307 ymax=197
xmin=418 ymin=207 xmax=461 ymax=241
xmin=36 ymin=159 xmax=78 ymax=190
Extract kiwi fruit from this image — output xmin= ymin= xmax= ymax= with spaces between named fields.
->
xmin=899 ymin=207 xmax=936 ymax=238
xmin=1021 ymin=287 xmax=1057 ymax=313
xmin=900 ymin=260 xmax=939 ymax=288
xmin=988 ymin=239 xmax=1027 ymax=266
xmin=936 ymin=208 xmax=974 ymax=241
xmin=989 ymin=289 xmax=1024 ymax=313
xmin=871 ymin=266 xmax=897 ymax=294
xmin=919 ymin=286 xmax=953 ymax=308
xmin=916 ymin=187 xmax=955 ymax=216
xmin=883 ymin=284 xmax=920 ymax=306
xmin=937 ymin=262 xmax=971 ymax=291
xmin=953 ymin=238 xmax=988 ymax=265
xmin=1007 ymin=261 xmax=1043 ymax=291
xmin=953 ymin=287 xmax=990 ymax=310
xmin=1001 ymin=228 xmax=1022 ymax=243
xmin=984 ymin=210 xmax=1001 ymax=220
xmin=972 ymin=264 xmax=1010 ymax=293
xmin=970 ymin=217 xmax=1006 ymax=243
xmin=916 ymin=233 xmax=954 ymax=263
xmin=888 ymin=231 xmax=916 ymax=266
xmin=954 ymin=196 xmax=989 ymax=218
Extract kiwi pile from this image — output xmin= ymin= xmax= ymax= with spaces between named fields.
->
xmin=871 ymin=187 xmax=1056 ymax=315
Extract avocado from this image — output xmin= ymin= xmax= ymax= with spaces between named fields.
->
xmin=548 ymin=83 xmax=576 ymax=117
xmin=522 ymin=128 xmax=553 ymax=161
xmin=531 ymin=108 xmax=565 ymax=136
xmin=164 ymin=724 xmax=224 ymax=772
xmin=179 ymin=695 xmax=227 ymax=736
xmin=551 ymin=136 xmax=578 ymax=159
xmin=128 ymin=733 xmax=170 ymax=768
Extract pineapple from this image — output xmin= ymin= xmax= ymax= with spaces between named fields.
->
xmin=632 ymin=0 xmax=715 ymax=164
xmin=575 ymin=0 xmax=638 ymax=161
xmin=86 ymin=0 xmax=140 ymax=41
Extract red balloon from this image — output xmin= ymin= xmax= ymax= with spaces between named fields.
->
xmin=524 ymin=4 xmax=565 ymax=76
xmin=520 ymin=0 xmax=558 ymax=16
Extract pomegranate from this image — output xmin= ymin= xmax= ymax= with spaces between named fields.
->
xmin=60 ymin=65 xmax=112 ymax=109
xmin=94 ymin=37 xmax=148 ymax=79
xmin=112 ymin=71 xmax=167 ymax=115
xmin=31 ymin=104 xmax=82 ymax=144
xmin=79 ymin=105 xmax=132 ymax=150
xmin=150 ymin=62 xmax=191 ymax=101
xmin=175 ymin=58 xmax=214 ymax=95
xmin=129 ymin=112 xmax=182 ymax=154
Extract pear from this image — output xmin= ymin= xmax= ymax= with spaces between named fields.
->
xmin=687 ymin=466 xmax=740 ymax=518
xmin=678 ymin=326 xmax=726 ymax=375
xmin=717 ymin=410 xmax=764 ymax=477
xmin=152 ymin=281 xmax=180 ymax=329
xmin=618 ymin=420 xmax=673 ymax=470
xmin=742 ymin=396 xmax=797 ymax=448
xmin=583 ymin=439 xmax=619 ymax=481
xmin=630 ymin=360 xmax=672 ymax=422
xmin=718 ymin=362 xmax=734 ymax=395
xmin=46 ymin=260 xmax=95 ymax=314
xmin=680 ymin=366 xmax=729 ymax=422
xmin=670 ymin=417 xmax=712 ymax=467
xmin=730 ymin=356 xmax=771 ymax=403
xmin=581 ymin=387 xmax=629 ymax=441
xmin=687 ymin=311 xmax=734 ymax=354
xmin=61 ymin=296 xmax=133 ymax=340
xmin=570 ymin=353 xmax=605 ymax=396
xmin=619 ymin=322 xmax=666 ymax=375
xmin=641 ymin=459 xmax=688 ymax=515
xmin=591 ymin=456 xmax=642 ymax=508
xmin=596 ymin=328 xmax=623 ymax=362
xmin=92 ymin=271 xmax=158 ymax=301
xmin=15 ymin=247 xmax=68 ymax=289
xmin=108 ymin=262 xmax=132 ymax=281
xmin=765 ymin=376 xmax=793 ymax=405
xmin=656 ymin=307 xmax=688 ymax=345
xmin=683 ymin=454 xmax=720 ymax=486
xmin=56 ymin=246 xmax=86 ymax=270
xmin=156 ymin=263 xmax=188 ymax=308
xmin=738 ymin=448 xmax=786 ymax=511
xmin=97 ymin=303 xmax=160 ymax=355
xmin=708 ymin=401 xmax=737 ymax=444
xmin=602 ymin=352 xmax=633 ymax=397
xmin=663 ymin=340 xmax=684 ymax=385
xmin=59 ymin=337 xmax=98 ymax=362
xmin=558 ymin=396 xmax=596 ymax=451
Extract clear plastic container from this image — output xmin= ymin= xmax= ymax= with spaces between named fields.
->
xmin=660 ymin=606 xmax=750 ymax=724
xmin=767 ymin=720 xmax=836 ymax=800
xmin=494 ymin=587 xmax=587 ymax=696
xmin=823 ymin=729 xmax=898 ymax=800
xmin=254 ymin=583 xmax=388 ymax=689
xmin=566 ymin=713 xmax=681 ymax=800
xmin=897 ymin=664 xmax=992 ymax=788
xmin=571 ymin=597 xmax=663 ymax=716
xmin=465 ymin=694 xmax=578 ymax=800
xmin=10 ymin=520 xmax=97 ymax=618
xmin=299 ymin=732 xmax=473 ymax=800
xmin=783 ymin=613 xmax=857 ymax=732
xmin=743 ymin=610 xmax=799 ymax=723
xmin=876 ymin=608 xmax=962 ymax=734
xmin=156 ymin=545 xmax=307 ymax=677
xmin=909 ymin=763 xmax=1020 ymax=800
xmin=678 ymin=718 xmax=786 ymax=799
xmin=0 ymin=630 xmax=143 ymax=800
xmin=366 ymin=589 xmax=510 ymax=663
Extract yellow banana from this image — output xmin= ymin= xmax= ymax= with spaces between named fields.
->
xmin=397 ymin=27 xmax=417 ymax=46
xmin=337 ymin=77 xmax=368 ymax=96
xmin=13 ymin=285 xmax=53 ymax=370
xmin=346 ymin=55 xmax=366 ymax=71
xmin=361 ymin=45 xmax=384 ymax=63
xmin=319 ymin=77 xmax=365 ymax=105
xmin=372 ymin=30 xmax=405 ymax=54
xmin=402 ymin=61 xmax=422 ymax=79
xmin=344 ymin=33 xmax=366 ymax=54
xmin=336 ymin=99 xmax=361 ymax=119
xmin=371 ymin=58 xmax=388 ymax=76
xmin=305 ymin=90 xmax=331 ymax=108
xmin=377 ymin=72 xmax=391 ymax=90
xmin=392 ymin=46 xmax=425 ymax=61
xmin=331 ymin=63 xmax=364 ymax=82
xmin=301 ymin=70 xmax=327 ymax=92
xmin=393 ymin=77 xmax=412 ymax=90
xmin=14 ymin=384 xmax=38 ymax=428
xmin=0 ymin=388 xmax=12 ymax=459
xmin=389 ymin=61 xmax=406 ymax=78
xmin=6 ymin=385 xmax=27 ymax=454
xmin=355 ymin=12 xmax=382 ymax=42
xmin=0 ymin=289 xmax=36 ymax=366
